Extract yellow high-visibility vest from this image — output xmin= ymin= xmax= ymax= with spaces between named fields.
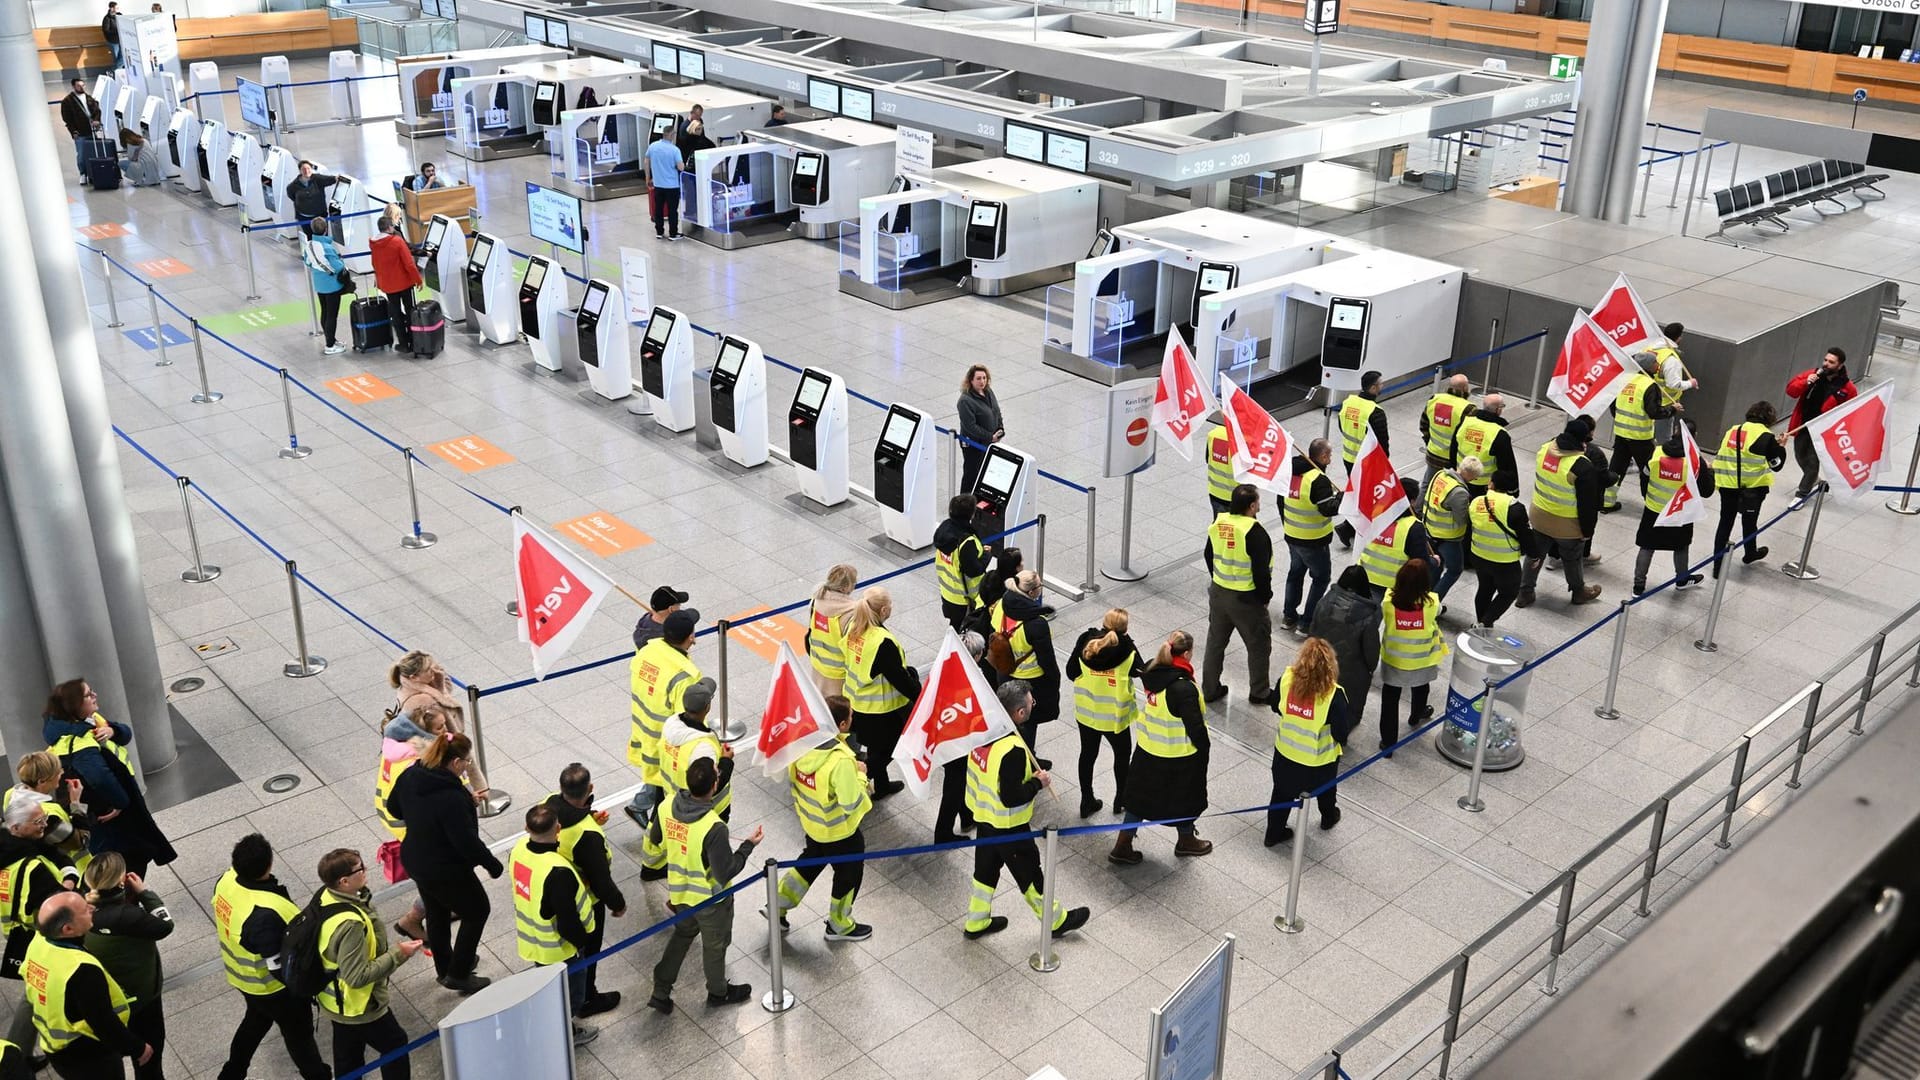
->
xmin=1646 ymin=451 xmax=1689 ymax=513
xmin=844 ymin=625 xmax=910 ymax=714
xmin=1530 ymin=442 xmax=1580 ymax=519
xmin=964 ymin=735 xmax=1035 ymax=829
xmin=23 ymin=936 xmax=131 ymax=1053
xmin=1381 ymin=595 xmax=1447 ymax=671
xmin=1469 ymin=492 xmax=1522 ymax=564
xmin=1206 ymin=425 xmax=1235 ymax=503
xmin=315 ymin=903 xmax=378 ymax=1020
xmin=661 ymin=806 xmax=725 ymax=908
xmin=212 ymin=869 xmax=299 ymax=996
xmin=1282 ymin=467 xmax=1333 ymax=542
xmin=1714 ymin=422 xmax=1775 ymax=490
xmin=1207 ymin=513 xmax=1259 ymax=591
xmin=1613 ymin=374 xmax=1655 ymax=442
xmin=1424 ymin=393 xmax=1471 ymax=459
xmin=806 ymin=599 xmax=849 ymax=680
xmin=989 ymin=599 xmax=1047 ymax=681
xmin=1357 ymin=516 xmax=1414 ymax=589
xmin=1133 ymin=681 xmax=1200 ymax=759
xmin=1338 ymin=394 xmax=1378 ymax=463
xmin=789 ymin=740 xmax=869 ymax=843
xmin=1423 ymin=470 xmax=1468 ymax=541
xmin=1454 ymin=415 xmax=1501 ymax=471
xmin=1273 ymin=670 xmax=1339 ymax=767
xmin=936 ymin=535 xmax=985 ymax=609
xmin=509 ymin=840 xmax=597 ymax=965
xmin=1072 ymin=652 xmax=1137 ymax=734
xmin=628 ymin=639 xmax=701 ymax=786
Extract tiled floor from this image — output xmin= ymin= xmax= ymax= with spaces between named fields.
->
xmin=33 ymin=35 xmax=1920 ymax=1080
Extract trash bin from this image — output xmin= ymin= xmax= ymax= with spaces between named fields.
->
xmin=1435 ymin=627 xmax=1537 ymax=771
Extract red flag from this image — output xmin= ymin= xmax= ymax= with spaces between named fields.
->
xmin=1219 ymin=371 xmax=1295 ymax=495
xmin=1589 ymin=273 xmax=1662 ymax=355
xmin=1653 ymin=423 xmax=1711 ymax=528
xmin=893 ymin=629 xmax=1014 ymax=798
xmin=512 ymin=514 xmax=616 ymax=679
xmin=755 ymin=641 xmax=835 ymax=777
xmin=1547 ymin=309 xmax=1638 ymax=418
xmin=1150 ymin=327 xmax=1215 ymax=460
xmin=1803 ymin=380 xmax=1896 ymax=497
xmin=1339 ymin=426 xmax=1408 ymax=549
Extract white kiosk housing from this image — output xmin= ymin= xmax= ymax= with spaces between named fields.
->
xmin=972 ymin=443 xmax=1036 ymax=546
xmin=259 ymin=146 xmax=300 ymax=227
xmin=450 ymin=57 xmax=645 ymax=163
xmin=261 ymin=55 xmax=295 ymax=130
xmin=569 ymin=279 xmax=632 ymax=401
xmin=788 ymin=368 xmax=849 ymax=508
xmin=518 ymin=255 xmax=568 ymax=372
xmin=420 ymin=214 xmax=467 ymax=323
xmin=199 ymin=120 xmax=236 ymax=206
xmin=326 ymin=176 xmax=373 ymax=273
xmin=137 ymin=96 xmax=170 ymax=146
xmin=709 ymin=335 xmax=769 ymax=468
xmin=166 ymin=108 xmax=200 ymax=191
xmin=228 ymin=133 xmax=268 ymax=221
xmin=842 ymin=157 xmax=1101 ymax=309
xmin=874 ymin=403 xmax=936 ymax=549
xmin=636 ymin=304 xmax=696 ymax=431
xmin=187 ymin=63 xmax=221 ymax=113
xmin=555 ymin=85 xmax=770 ymax=203
xmin=751 ymin=118 xmax=896 ymax=240
xmin=395 ymin=46 xmax=567 ymax=138
xmin=465 ymin=232 xmax=516 ymax=345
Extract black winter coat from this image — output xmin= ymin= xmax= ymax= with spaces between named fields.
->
xmin=1121 ymin=662 xmax=1209 ymax=821
xmin=391 ymin=765 xmax=503 ymax=883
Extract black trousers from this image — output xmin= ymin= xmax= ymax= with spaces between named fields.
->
xmin=579 ymin=904 xmax=605 ymax=999
xmin=1267 ymin=751 xmax=1338 ymax=841
xmin=852 ymin=705 xmax=909 ymax=786
xmin=940 ymin=600 xmax=971 ymax=632
xmin=1607 ymin=438 xmax=1653 ymax=495
xmin=383 ymin=288 xmax=415 ymax=349
xmin=1473 ymin=560 xmax=1523 ymax=626
xmin=317 ymin=290 xmax=344 ymax=347
xmin=1077 ymin=726 xmax=1130 ymax=810
xmin=128 ymin=1002 xmax=165 ymax=1080
xmin=649 ymin=186 xmax=680 ymax=235
xmin=413 ymin=870 xmax=491 ymax=979
xmin=1712 ymin=488 xmax=1766 ymax=573
xmin=1378 ymin=683 xmax=1431 ymax=748
xmin=790 ymin=831 xmax=865 ymax=899
xmin=218 ymin=987 xmax=330 ymax=1080
xmin=50 ymin=1039 xmax=128 ymax=1080
xmin=330 ymin=1012 xmax=410 ymax=1080
xmin=972 ymin=823 xmax=1043 ymax=894
xmin=935 ymin=757 xmax=975 ymax=838
xmin=960 ymin=443 xmax=986 ymax=495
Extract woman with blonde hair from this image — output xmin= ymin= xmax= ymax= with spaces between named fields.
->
xmin=805 ymin=564 xmax=861 ymax=695
xmin=1064 ymin=608 xmax=1144 ymax=819
xmin=1109 ymin=630 xmax=1213 ymax=864
xmin=389 ymin=651 xmax=487 ymax=799
xmin=9 ymin=750 xmax=88 ymax=866
xmin=840 ymin=587 xmax=921 ymax=798
xmin=82 ymin=850 xmax=174 ymax=1080
xmin=1264 ymin=636 xmax=1354 ymax=846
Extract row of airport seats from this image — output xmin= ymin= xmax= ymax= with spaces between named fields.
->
xmin=1713 ymin=158 xmax=1887 ymax=233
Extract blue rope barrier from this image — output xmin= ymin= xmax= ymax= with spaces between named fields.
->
xmin=1377 ymin=329 xmax=1549 ymax=399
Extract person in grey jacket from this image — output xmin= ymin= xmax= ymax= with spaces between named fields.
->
xmin=1307 ymin=566 xmax=1381 ymax=724
xmin=956 ymin=364 xmax=1005 ymax=494
xmin=81 ymin=852 xmax=172 ymax=1080
xmin=645 ymin=759 xmax=761 ymax=1012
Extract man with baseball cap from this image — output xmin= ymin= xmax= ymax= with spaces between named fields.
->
xmin=627 ymin=606 xmax=702 ymax=834
xmin=632 ymin=585 xmax=689 ymax=650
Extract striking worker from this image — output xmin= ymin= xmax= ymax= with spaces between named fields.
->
xmin=934 ymin=496 xmax=990 ymax=631
xmin=1452 ymin=394 xmax=1517 ymax=496
xmin=962 ymin=680 xmax=1090 ymax=941
xmin=1420 ymin=373 xmax=1475 ymax=481
xmin=1518 ymin=424 xmax=1605 ymax=608
xmin=1201 ymin=484 xmax=1274 ymax=707
xmin=1334 ymin=370 xmax=1389 ymax=547
xmin=1281 ymin=438 xmax=1341 ymax=636
xmin=626 ymin=610 xmax=703 ymax=830
xmin=1602 ymin=353 xmax=1679 ymax=512
xmin=772 ymin=694 xmax=873 ymax=942
xmin=1356 ymin=479 xmax=1438 ymax=601
xmin=508 ymin=805 xmax=601 ymax=1047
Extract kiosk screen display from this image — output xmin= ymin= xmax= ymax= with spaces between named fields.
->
xmin=523 ymin=14 xmax=547 ymax=42
xmin=808 ymin=79 xmax=840 ymax=114
xmin=1329 ymin=300 xmax=1365 ymax=330
xmin=651 ymin=113 xmax=677 ymax=138
xmin=1198 ymin=266 xmax=1234 ymax=293
xmin=1045 ymin=132 xmax=1089 ymax=173
xmin=643 ymin=310 xmax=675 ymax=346
xmin=581 ymin=283 xmax=607 ymax=318
xmin=470 ymin=236 xmax=493 ymax=270
xmin=717 ymin=340 xmax=747 ymax=376
xmin=797 ymin=372 xmax=830 ymax=410
xmin=678 ymin=49 xmax=704 ymax=81
xmin=441 ymin=0 xmax=457 ymax=19
xmin=794 ymin=155 xmax=820 ymax=177
xmin=236 ymin=78 xmax=270 ymax=129
xmin=526 ymin=182 xmax=585 ymax=254
xmin=1004 ymin=122 xmax=1043 ymax=162
xmin=534 ymin=82 xmax=557 ymax=104
xmin=547 ymin=19 xmax=570 ymax=48
xmin=981 ymin=454 xmax=1018 ymax=494
xmin=424 ymin=218 xmax=447 ymax=251
xmin=421 ymin=0 xmax=440 ymax=16
xmin=970 ymin=203 xmax=1000 ymax=227
xmin=524 ymin=260 xmax=547 ymax=291
xmin=882 ymin=411 xmax=917 ymax=449
xmin=651 ymin=42 xmax=678 ymax=74
xmin=841 ymin=87 xmax=873 ymax=121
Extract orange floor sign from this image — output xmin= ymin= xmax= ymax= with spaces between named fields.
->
xmin=325 ymin=373 xmax=402 ymax=404
xmin=426 ymin=435 xmax=514 ymax=473
xmin=554 ymin=512 xmax=652 ymax=557
xmin=725 ymin=606 xmax=810 ymax=664
xmin=133 ymin=257 xmax=192 ymax=278
xmin=76 ymin=223 xmax=129 ymax=239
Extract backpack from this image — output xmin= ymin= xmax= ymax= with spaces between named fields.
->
xmin=278 ymin=892 xmax=355 ymax=1000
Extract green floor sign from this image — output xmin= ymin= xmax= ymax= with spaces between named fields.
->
xmin=199 ymin=300 xmax=314 ymax=337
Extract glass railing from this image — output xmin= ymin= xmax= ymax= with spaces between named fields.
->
xmin=349 ymin=6 xmax=457 ymax=60
xmin=1214 ymin=325 xmax=1260 ymax=387
xmin=834 ymin=218 xmax=910 ymax=293
xmin=1043 ymin=286 xmax=1134 ymax=367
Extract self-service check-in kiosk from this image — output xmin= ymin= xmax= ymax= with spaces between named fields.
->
xmin=465 ymin=232 xmax=515 ymax=345
xmin=112 ymin=85 xmax=139 ymax=143
xmin=166 ymin=108 xmax=198 ymax=187
xmin=420 ymin=214 xmax=467 ymax=323
xmin=789 ymin=368 xmax=849 ymax=507
xmin=790 ymin=151 xmax=825 ymax=207
xmin=229 ymin=133 xmax=267 ymax=221
xmin=1320 ymin=297 xmax=1371 ymax=396
xmin=138 ymin=96 xmax=169 ymax=146
xmin=573 ymin=279 xmax=631 ymax=401
xmin=199 ymin=121 xmax=234 ymax=205
xmin=709 ymin=335 xmax=768 ymax=468
xmin=874 ymin=404 xmax=936 ymax=549
xmin=261 ymin=55 xmax=294 ymax=129
xmin=260 ymin=146 xmax=299 ymax=227
xmin=637 ymin=304 xmax=695 ymax=431
xmin=971 ymin=444 xmax=1035 ymax=549
xmin=519 ymin=256 xmax=567 ymax=372
xmin=326 ymin=177 xmax=372 ymax=273
xmin=965 ymin=201 xmax=1007 ymax=261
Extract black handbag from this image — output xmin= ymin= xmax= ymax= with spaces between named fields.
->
xmin=336 ymin=269 xmax=357 ymax=293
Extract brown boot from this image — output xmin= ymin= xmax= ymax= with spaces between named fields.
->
xmin=1107 ymin=830 xmax=1143 ymax=865
xmin=1174 ymin=830 xmax=1214 ymax=857
xmin=1571 ymin=584 xmax=1603 ymax=605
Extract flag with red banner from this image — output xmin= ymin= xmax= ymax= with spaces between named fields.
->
xmin=1652 ymin=421 xmax=1711 ymax=528
xmin=1802 ymin=380 xmax=1897 ymax=497
xmin=1547 ymin=309 xmax=1640 ymax=419
xmin=1339 ymin=427 xmax=1409 ymax=549
xmin=755 ymin=641 xmax=835 ymax=777
xmin=512 ymin=513 xmax=617 ymax=679
xmin=1150 ymin=327 xmax=1216 ymax=460
xmin=893 ymin=629 xmax=1015 ymax=798
xmin=1219 ymin=372 xmax=1295 ymax=495
xmin=1590 ymin=273 xmax=1663 ymax=355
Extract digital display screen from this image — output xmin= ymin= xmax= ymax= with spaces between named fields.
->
xmin=534 ymin=82 xmax=556 ymax=102
xmin=652 ymin=42 xmax=678 ymax=75
xmin=716 ymin=339 xmax=747 ymax=375
xmin=981 ymin=454 xmax=1018 ymax=493
xmin=523 ymin=14 xmax=546 ymax=42
xmin=678 ymin=49 xmax=704 ymax=81
xmin=236 ymin=78 xmax=270 ymax=129
xmin=440 ymin=0 xmax=457 ymax=19
xmin=1045 ymin=131 xmax=1089 ymax=173
xmin=1198 ymin=266 xmax=1234 ymax=293
xmin=526 ymin=181 xmax=585 ymax=254
xmin=643 ymin=309 xmax=675 ymax=346
xmin=548 ymin=19 xmax=569 ymax=48
xmin=797 ymin=372 xmax=829 ymax=410
xmin=808 ymin=78 xmax=839 ymax=114
xmin=581 ymin=283 xmax=607 ymax=317
xmin=1003 ymin=122 xmax=1043 ymax=162
xmin=470 ymin=236 xmax=493 ymax=269
xmin=882 ymin=410 xmax=918 ymax=448
xmin=970 ymin=202 xmax=1000 ymax=227
xmin=651 ymin=113 xmax=676 ymax=138
xmin=420 ymin=0 xmax=440 ymax=16
xmin=794 ymin=154 xmax=820 ymax=177
xmin=841 ymin=87 xmax=873 ymax=121
xmin=523 ymin=260 xmax=547 ymax=291
xmin=424 ymin=218 xmax=447 ymax=250
xmin=1329 ymin=300 xmax=1366 ymax=330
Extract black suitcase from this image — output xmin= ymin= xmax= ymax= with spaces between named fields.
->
xmin=350 ymin=296 xmax=391 ymax=352
xmin=409 ymin=298 xmax=445 ymax=359
xmin=86 ymin=139 xmax=121 ymax=191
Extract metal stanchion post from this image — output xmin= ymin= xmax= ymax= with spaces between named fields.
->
xmin=1081 ymin=486 xmax=1099 ymax=594
xmin=1887 ymin=429 xmax=1920 ymax=514
xmin=398 ymin=448 xmax=438 ymax=549
xmin=277 ymin=369 xmax=312 ymax=460
xmin=948 ymin=431 xmax=961 ymax=495
xmin=308 ymin=279 xmax=322 ymax=338
xmin=1593 ymin=602 xmax=1630 ymax=720
xmin=1785 ymin=685 xmax=1823 ymax=790
xmin=1102 ymin=471 xmax=1146 ymax=583
xmin=1694 ymin=561 xmax=1731 ymax=653
xmin=1034 ymin=512 xmax=1048 ymax=583
xmin=147 ymin=285 xmax=173 ymax=368
xmin=346 ymin=77 xmax=361 ymax=126
xmin=281 ymin=560 xmax=328 ymax=678
xmin=189 ymin=318 xmax=224 ymax=403
xmin=762 ymin=860 xmax=796 ymax=1012
xmin=1437 ymin=956 xmax=1470 ymax=1079
xmin=1636 ymin=155 xmax=1654 ymax=217
xmin=1029 ymin=828 xmax=1060 ymax=972
xmin=1430 ymin=362 xmax=1444 ymax=395
xmin=243 ymin=223 xmax=261 ymax=301
xmin=99 ymin=250 xmax=124 ymax=328
xmin=716 ymin=619 xmax=748 ymax=742
xmin=1669 ymin=149 xmax=1686 ymax=209
xmin=464 ymin=684 xmax=513 ymax=817
xmin=1781 ymin=486 xmax=1824 ymax=580
xmin=176 ymin=477 xmax=221 ymax=582
xmin=1274 ymin=792 xmax=1312 ymax=933
xmin=1541 ymin=873 xmax=1576 ymax=995
xmin=1527 ymin=330 xmax=1549 ymax=408
xmin=1321 ymin=405 xmax=1333 ymax=442
xmin=1458 ymin=678 xmax=1496 ymax=812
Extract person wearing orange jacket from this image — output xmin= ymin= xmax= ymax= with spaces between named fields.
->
xmin=370 ymin=217 xmax=425 ymax=352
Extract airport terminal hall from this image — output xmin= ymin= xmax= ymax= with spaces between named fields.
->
xmin=12 ymin=0 xmax=1920 ymax=1076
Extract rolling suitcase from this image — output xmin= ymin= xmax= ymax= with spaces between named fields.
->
xmin=350 ymin=295 xmax=391 ymax=352
xmin=409 ymin=299 xmax=445 ymax=359
xmin=85 ymin=138 xmax=121 ymax=191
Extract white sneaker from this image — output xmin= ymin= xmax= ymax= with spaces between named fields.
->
xmin=323 ymin=344 xmax=346 ymax=355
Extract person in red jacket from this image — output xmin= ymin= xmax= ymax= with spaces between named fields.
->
xmin=370 ymin=216 xmax=424 ymax=352
xmin=1785 ymin=347 xmax=1857 ymax=498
